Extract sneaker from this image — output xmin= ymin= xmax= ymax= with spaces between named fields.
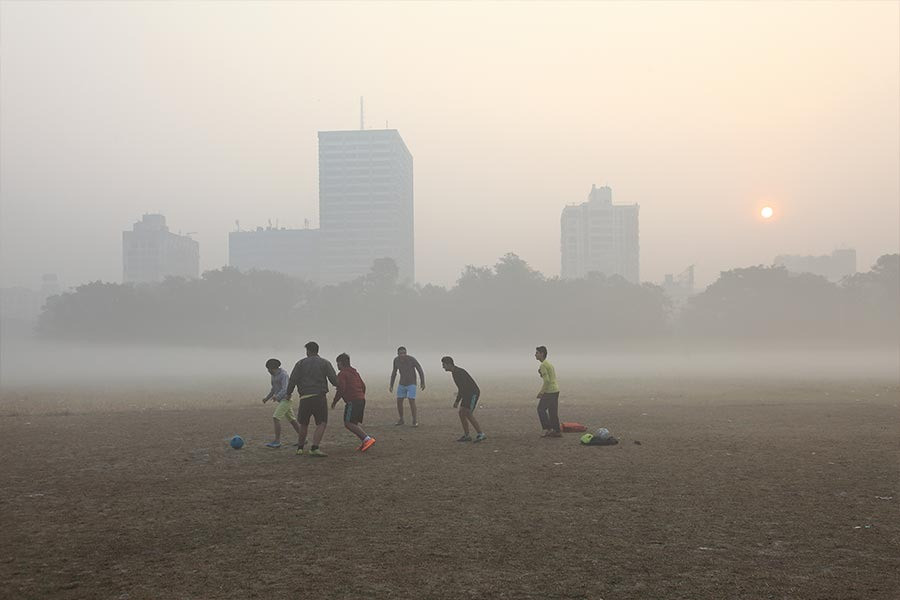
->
xmin=360 ymin=437 xmax=376 ymax=452
xmin=394 ymin=420 xmax=405 ymax=426
xmin=411 ymin=421 xmax=419 ymax=427
xmin=474 ymin=432 xmax=487 ymax=443
xmin=308 ymin=448 xmax=328 ymax=457
xmin=296 ymin=447 xmax=305 ymax=455
xmin=456 ymin=434 xmax=472 ymax=442
xmin=265 ymin=441 xmax=282 ymax=448
xmin=547 ymin=431 xmax=562 ymax=438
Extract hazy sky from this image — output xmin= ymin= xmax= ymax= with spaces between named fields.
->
xmin=1 ymin=1 xmax=898 ymax=290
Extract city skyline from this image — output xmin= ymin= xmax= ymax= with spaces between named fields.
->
xmin=1 ymin=2 xmax=897 ymax=291
xmin=227 ymin=127 xmax=414 ymax=285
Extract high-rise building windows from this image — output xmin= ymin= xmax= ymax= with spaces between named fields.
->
xmin=560 ymin=185 xmax=639 ymax=283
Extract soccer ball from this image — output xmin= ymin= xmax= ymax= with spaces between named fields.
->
xmin=229 ymin=435 xmax=244 ymax=450
xmin=594 ymin=428 xmax=611 ymax=440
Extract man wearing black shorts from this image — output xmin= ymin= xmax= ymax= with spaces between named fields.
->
xmin=331 ymin=353 xmax=376 ymax=452
xmin=441 ymin=356 xmax=486 ymax=443
xmin=287 ymin=341 xmax=338 ymax=457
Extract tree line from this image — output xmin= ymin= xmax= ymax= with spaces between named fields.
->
xmin=36 ymin=253 xmax=899 ymax=347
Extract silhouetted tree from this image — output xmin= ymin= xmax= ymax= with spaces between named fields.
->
xmin=681 ymin=265 xmax=842 ymax=340
xmin=840 ymin=254 xmax=899 ymax=341
xmin=38 ymin=253 xmax=895 ymax=348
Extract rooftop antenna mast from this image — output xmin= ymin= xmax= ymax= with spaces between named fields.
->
xmin=360 ymin=96 xmax=365 ymax=130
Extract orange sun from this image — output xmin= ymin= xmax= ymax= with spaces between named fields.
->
xmin=761 ymin=206 xmax=774 ymax=219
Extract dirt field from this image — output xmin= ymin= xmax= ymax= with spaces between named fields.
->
xmin=1 ymin=374 xmax=898 ymax=600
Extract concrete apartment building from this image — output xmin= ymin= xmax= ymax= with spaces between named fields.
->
xmin=228 ymin=227 xmax=321 ymax=282
xmin=317 ymin=129 xmax=414 ymax=284
xmin=0 ymin=275 xmax=60 ymax=324
xmin=561 ymin=185 xmax=640 ymax=283
xmin=123 ymin=214 xmax=199 ymax=283
xmin=774 ymin=249 xmax=857 ymax=282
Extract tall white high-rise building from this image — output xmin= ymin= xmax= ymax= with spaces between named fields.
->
xmin=561 ymin=185 xmax=640 ymax=283
xmin=318 ymin=129 xmax=414 ymax=284
xmin=123 ymin=214 xmax=199 ymax=283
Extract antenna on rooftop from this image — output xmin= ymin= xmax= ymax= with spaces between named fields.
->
xmin=360 ymin=96 xmax=365 ymax=130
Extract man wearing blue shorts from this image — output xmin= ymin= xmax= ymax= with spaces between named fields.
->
xmin=389 ymin=346 xmax=425 ymax=426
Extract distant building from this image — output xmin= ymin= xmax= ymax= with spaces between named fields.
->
xmin=774 ymin=249 xmax=856 ymax=282
xmin=661 ymin=265 xmax=695 ymax=307
xmin=561 ymin=184 xmax=640 ymax=283
xmin=0 ymin=286 xmax=43 ymax=323
xmin=40 ymin=273 xmax=60 ymax=299
xmin=123 ymin=214 xmax=199 ymax=283
xmin=0 ymin=274 xmax=61 ymax=324
xmin=318 ymin=129 xmax=414 ymax=284
xmin=228 ymin=227 xmax=321 ymax=281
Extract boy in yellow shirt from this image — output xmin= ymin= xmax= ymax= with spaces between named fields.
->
xmin=534 ymin=346 xmax=561 ymax=438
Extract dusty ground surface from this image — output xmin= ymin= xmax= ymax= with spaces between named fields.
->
xmin=1 ymin=375 xmax=898 ymax=600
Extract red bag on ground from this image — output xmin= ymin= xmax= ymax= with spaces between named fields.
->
xmin=561 ymin=422 xmax=587 ymax=433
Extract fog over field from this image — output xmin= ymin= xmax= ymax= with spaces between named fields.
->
xmin=2 ymin=337 xmax=897 ymax=390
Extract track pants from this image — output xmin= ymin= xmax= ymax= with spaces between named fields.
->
xmin=537 ymin=392 xmax=560 ymax=432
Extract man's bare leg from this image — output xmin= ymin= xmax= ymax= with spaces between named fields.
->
xmin=409 ymin=399 xmax=418 ymax=425
xmin=311 ymin=422 xmax=327 ymax=447
xmin=396 ymin=398 xmax=405 ymax=424
xmin=272 ymin=418 xmax=282 ymax=443
xmin=466 ymin=412 xmax=483 ymax=435
xmin=298 ymin=423 xmax=309 ymax=448
xmin=458 ymin=408 xmax=470 ymax=436
xmin=345 ymin=422 xmax=367 ymax=441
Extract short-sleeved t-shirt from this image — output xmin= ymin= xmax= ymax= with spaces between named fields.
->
xmin=538 ymin=360 xmax=559 ymax=394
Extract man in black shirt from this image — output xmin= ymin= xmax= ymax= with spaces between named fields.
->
xmin=287 ymin=341 xmax=338 ymax=457
xmin=441 ymin=356 xmax=486 ymax=443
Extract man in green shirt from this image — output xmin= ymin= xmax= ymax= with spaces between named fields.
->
xmin=535 ymin=345 xmax=561 ymax=438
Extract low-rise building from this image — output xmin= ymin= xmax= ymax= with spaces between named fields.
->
xmin=123 ymin=214 xmax=199 ymax=283
xmin=774 ymin=249 xmax=856 ymax=282
xmin=228 ymin=227 xmax=321 ymax=281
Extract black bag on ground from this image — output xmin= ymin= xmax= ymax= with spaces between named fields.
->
xmin=588 ymin=436 xmax=618 ymax=446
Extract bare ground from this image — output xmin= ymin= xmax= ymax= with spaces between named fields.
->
xmin=1 ymin=375 xmax=898 ymax=600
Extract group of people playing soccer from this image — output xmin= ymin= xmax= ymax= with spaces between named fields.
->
xmin=260 ymin=342 xmax=562 ymax=457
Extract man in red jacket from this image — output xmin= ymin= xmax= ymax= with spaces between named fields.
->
xmin=331 ymin=353 xmax=376 ymax=452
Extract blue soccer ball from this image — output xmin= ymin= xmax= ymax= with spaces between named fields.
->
xmin=230 ymin=435 xmax=245 ymax=450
